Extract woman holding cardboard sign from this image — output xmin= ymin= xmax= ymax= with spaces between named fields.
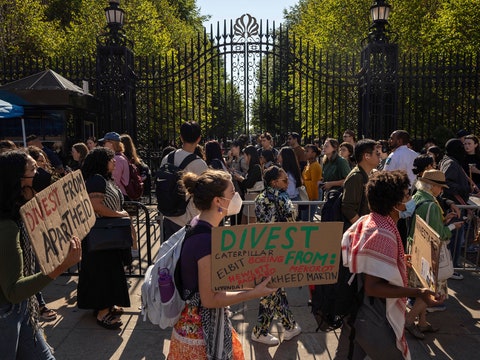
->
xmin=251 ymin=165 xmax=301 ymax=346
xmin=168 ymin=169 xmax=277 ymax=360
xmin=0 ymin=150 xmax=81 ymax=359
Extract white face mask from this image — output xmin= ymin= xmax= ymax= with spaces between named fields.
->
xmin=221 ymin=192 xmax=242 ymax=216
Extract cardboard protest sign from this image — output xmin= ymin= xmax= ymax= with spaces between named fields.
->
xmin=211 ymin=222 xmax=343 ymax=290
xmin=410 ymin=215 xmax=441 ymax=291
xmin=20 ymin=170 xmax=96 ymax=275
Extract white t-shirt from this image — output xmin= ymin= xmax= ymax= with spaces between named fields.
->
xmin=384 ymin=145 xmax=418 ymax=185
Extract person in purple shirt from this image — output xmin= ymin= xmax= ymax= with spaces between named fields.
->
xmin=168 ymin=169 xmax=277 ymax=360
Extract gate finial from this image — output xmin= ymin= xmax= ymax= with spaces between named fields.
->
xmin=233 ymin=14 xmax=259 ymax=38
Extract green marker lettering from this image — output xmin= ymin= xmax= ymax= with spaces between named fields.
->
xmin=300 ymin=225 xmax=319 ymax=248
xmin=264 ymin=226 xmax=281 ymax=249
xmin=251 ymin=226 xmax=268 ymax=249
xmin=221 ymin=229 xmax=236 ymax=251
xmin=283 ymin=226 xmax=296 ymax=249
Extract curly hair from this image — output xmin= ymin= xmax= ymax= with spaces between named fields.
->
xmin=81 ymin=147 xmax=115 ymax=180
xmin=263 ymin=165 xmax=286 ymax=187
xmin=366 ymin=170 xmax=410 ymax=216
xmin=412 ymin=154 xmax=434 ymax=176
xmin=304 ymin=144 xmax=320 ymax=156
xmin=181 ymin=169 xmax=232 ymax=211
xmin=0 ymin=150 xmax=29 ymax=220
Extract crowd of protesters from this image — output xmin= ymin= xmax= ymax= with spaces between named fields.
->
xmin=2 ymin=124 xmax=479 ymax=359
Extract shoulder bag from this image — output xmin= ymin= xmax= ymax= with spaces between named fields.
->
xmin=86 ymin=217 xmax=133 ymax=252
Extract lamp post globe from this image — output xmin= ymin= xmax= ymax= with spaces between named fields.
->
xmin=370 ymin=0 xmax=391 ymax=23
xmin=105 ymin=1 xmax=125 ymax=27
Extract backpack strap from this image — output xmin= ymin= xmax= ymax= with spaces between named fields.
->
xmin=179 ymin=153 xmax=199 ymax=170
xmin=175 ymin=222 xmax=212 ymax=300
xmin=167 ymin=151 xmax=175 ymax=165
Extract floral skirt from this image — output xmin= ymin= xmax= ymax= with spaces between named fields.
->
xmin=168 ymin=305 xmax=244 ymax=360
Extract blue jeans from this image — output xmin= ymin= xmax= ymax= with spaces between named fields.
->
xmin=0 ymin=300 xmax=55 ymax=360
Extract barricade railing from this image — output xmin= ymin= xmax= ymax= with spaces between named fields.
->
xmin=457 ymin=198 xmax=480 ymax=271
xmin=240 ymin=200 xmax=325 ymax=223
xmin=63 ymin=200 xmax=326 ymax=278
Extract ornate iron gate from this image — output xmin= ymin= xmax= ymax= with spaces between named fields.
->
xmin=1 ymin=15 xmax=479 ymax=160
xmin=135 ymin=14 xmax=359 ymax=150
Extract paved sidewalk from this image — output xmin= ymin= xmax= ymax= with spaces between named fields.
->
xmin=40 ymin=267 xmax=480 ymax=359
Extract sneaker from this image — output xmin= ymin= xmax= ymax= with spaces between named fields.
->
xmin=450 ymin=272 xmax=464 ymax=280
xmin=426 ymin=305 xmax=447 ymax=313
xmin=251 ymin=332 xmax=279 ymax=346
xmin=283 ymin=324 xmax=302 ymax=341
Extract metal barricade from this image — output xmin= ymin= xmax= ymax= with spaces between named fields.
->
xmin=458 ymin=198 xmax=480 ymax=271
xmin=240 ymin=200 xmax=325 ymax=223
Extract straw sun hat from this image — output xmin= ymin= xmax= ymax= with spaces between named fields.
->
xmin=419 ymin=169 xmax=449 ymax=188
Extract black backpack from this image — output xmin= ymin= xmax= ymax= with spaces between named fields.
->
xmin=156 ymin=152 xmax=198 ymax=217
xmin=320 ymin=188 xmax=344 ymax=222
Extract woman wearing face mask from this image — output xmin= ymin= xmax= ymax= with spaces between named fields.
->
xmin=250 ymin=166 xmax=301 ymax=346
xmin=168 ymin=169 xmax=276 ymax=359
xmin=0 ymin=150 xmax=81 ymax=359
xmin=404 ymin=170 xmax=463 ymax=338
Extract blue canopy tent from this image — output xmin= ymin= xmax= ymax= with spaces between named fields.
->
xmin=0 ymin=99 xmax=26 ymax=146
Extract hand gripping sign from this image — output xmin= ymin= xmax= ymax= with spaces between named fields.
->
xmin=211 ymin=222 xmax=343 ymax=290
xmin=20 ymin=170 xmax=96 ymax=274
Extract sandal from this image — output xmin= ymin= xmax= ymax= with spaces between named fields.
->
xmin=97 ymin=312 xmax=122 ymax=330
xmin=40 ymin=307 xmax=57 ymax=321
xmin=110 ymin=306 xmax=124 ymax=316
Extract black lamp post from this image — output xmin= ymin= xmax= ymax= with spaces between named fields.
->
xmin=104 ymin=1 xmax=126 ymax=45
xmin=366 ymin=0 xmax=394 ymax=44
xmin=96 ymin=0 xmax=136 ymax=139
xmin=358 ymin=0 xmax=398 ymax=140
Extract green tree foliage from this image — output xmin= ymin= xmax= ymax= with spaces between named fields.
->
xmin=0 ymin=0 xmax=64 ymax=57
xmin=286 ymin=0 xmax=480 ymax=54
xmin=0 ymin=0 xmax=205 ymax=58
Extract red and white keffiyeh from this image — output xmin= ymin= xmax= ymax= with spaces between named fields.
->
xmin=342 ymin=212 xmax=410 ymax=360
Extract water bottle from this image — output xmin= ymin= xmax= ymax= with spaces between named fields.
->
xmin=158 ymin=268 xmax=175 ymax=303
